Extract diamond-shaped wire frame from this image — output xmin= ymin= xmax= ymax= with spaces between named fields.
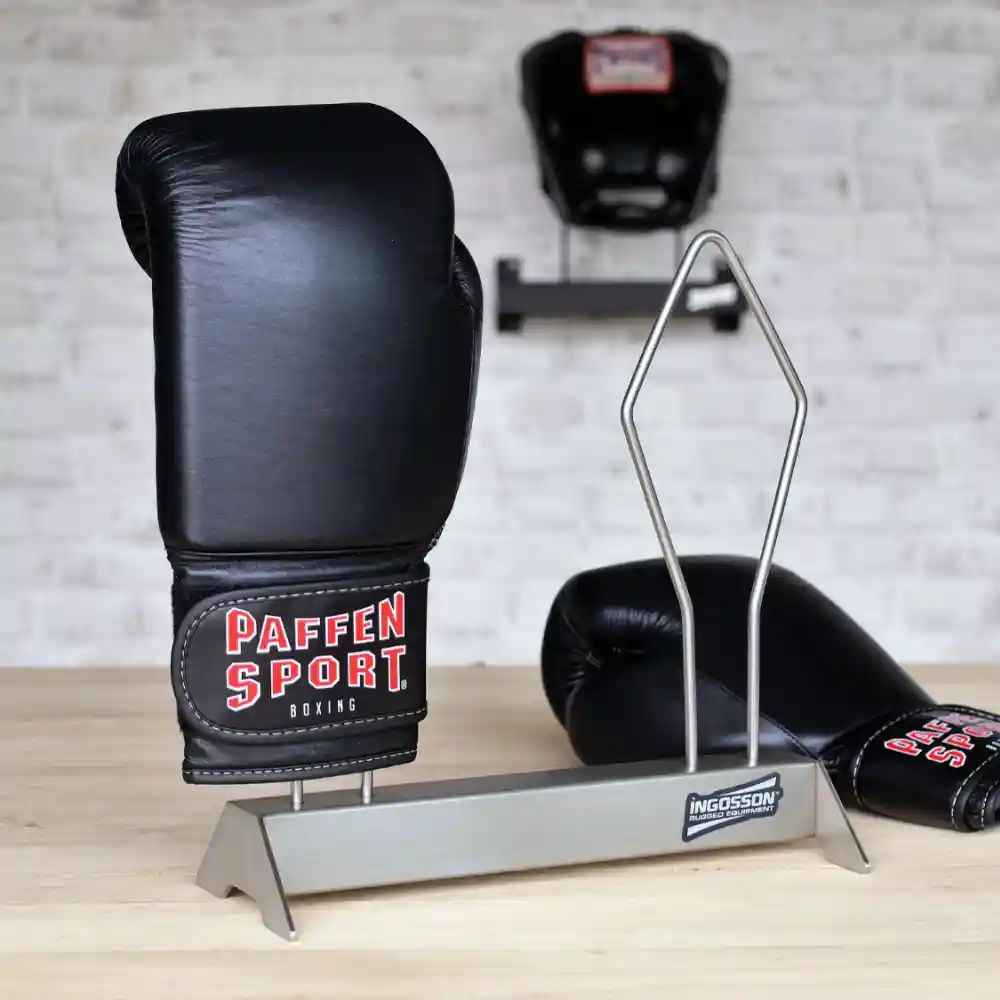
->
xmin=620 ymin=229 xmax=809 ymax=773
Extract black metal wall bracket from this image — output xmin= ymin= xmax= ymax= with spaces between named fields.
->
xmin=496 ymin=256 xmax=747 ymax=334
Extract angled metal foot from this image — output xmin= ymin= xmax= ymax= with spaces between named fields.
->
xmin=814 ymin=762 xmax=871 ymax=874
xmin=196 ymin=801 xmax=297 ymax=941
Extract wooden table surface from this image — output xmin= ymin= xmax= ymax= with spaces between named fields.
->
xmin=2 ymin=664 xmax=1000 ymax=998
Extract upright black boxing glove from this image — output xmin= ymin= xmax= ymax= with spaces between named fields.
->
xmin=117 ymin=104 xmax=482 ymax=784
xmin=542 ymin=556 xmax=1000 ymax=831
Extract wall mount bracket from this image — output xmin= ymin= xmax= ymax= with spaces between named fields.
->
xmin=495 ymin=225 xmax=748 ymax=333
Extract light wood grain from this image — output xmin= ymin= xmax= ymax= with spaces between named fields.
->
xmin=2 ymin=664 xmax=1000 ymax=998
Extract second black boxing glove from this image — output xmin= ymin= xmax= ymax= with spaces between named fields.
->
xmin=542 ymin=556 xmax=1000 ymax=831
xmin=117 ymin=103 xmax=482 ymax=784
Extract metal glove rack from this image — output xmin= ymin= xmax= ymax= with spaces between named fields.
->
xmin=195 ymin=230 xmax=870 ymax=942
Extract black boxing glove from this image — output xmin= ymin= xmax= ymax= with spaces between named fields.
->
xmin=117 ymin=103 xmax=482 ymax=784
xmin=542 ymin=556 xmax=1000 ymax=831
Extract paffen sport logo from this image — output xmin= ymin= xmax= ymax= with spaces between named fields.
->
xmin=681 ymin=773 xmax=783 ymax=842
xmin=221 ymin=591 xmax=409 ymax=721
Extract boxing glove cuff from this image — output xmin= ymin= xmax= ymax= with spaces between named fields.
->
xmin=172 ymin=563 xmax=428 ymax=784
xmin=833 ymin=705 xmax=1000 ymax=832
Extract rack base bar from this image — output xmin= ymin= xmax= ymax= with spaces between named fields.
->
xmin=196 ymin=752 xmax=869 ymax=941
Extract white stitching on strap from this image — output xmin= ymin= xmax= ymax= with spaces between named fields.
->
xmin=977 ymin=777 xmax=1000 ymax=831
xmin=846 ymin=702 xmax=1000 ymax=827
xmin=937 ymin=704 xmax=1000 ymax=725
xmin=943 ymin=706 xmax=1000 ymax=830
xmin=922 ymin=704 xmax=1000 ymax=830
xmin=177 ymin=575 xmax=429 ymax=738
xmin=184 ymin=748 xmax=415 ymax=778
xmin=950 ymin=756 xmax=999 ymax=831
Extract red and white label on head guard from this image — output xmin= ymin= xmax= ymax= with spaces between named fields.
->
xmin=583 ymin=35 xmax=673 ymax=94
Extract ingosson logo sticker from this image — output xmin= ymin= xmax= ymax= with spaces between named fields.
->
xmin=682 ymin=773 xmax=784 ymax=842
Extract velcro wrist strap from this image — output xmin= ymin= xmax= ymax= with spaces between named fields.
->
xmin=171 ymin=565 xmax=428 ymax=744
xmin=851 ymin=705 xmax=1000 ymax=831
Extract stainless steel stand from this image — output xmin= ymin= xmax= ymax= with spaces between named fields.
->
xmin=195 ymin=230 xmax=870 ymax=941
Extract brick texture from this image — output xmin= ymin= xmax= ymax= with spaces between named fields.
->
xmin=1 ymin=0 xmax=999 ymax=669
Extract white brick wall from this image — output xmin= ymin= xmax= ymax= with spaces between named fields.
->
xmin=2 ymin=0 xmax=1000 ymax=668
